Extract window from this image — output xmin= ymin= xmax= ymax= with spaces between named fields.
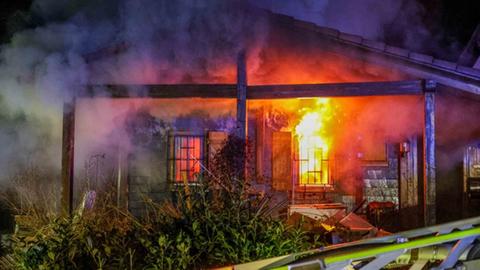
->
xmin=295 ymin=136 xmax=330 ymax=185
xmin=169 ymin=134 xmax=204 ymax=183
xmin=465 ymin=145 xmax=480 ymax=178
xmin=298 ymin=144 xmax=329 ymax=185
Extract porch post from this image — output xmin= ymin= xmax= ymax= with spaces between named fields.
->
xmin=424 ymin=80 xmax=436 ymax=225
xmin=236 ymin=50 xmax=247 ymax=140
xmin=61 ymin=96 xmax=76 ymax=215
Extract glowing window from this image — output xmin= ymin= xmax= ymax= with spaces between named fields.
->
xmin=293 ymin=99 xmax=332 ymax=186
xmin=297 ymin=136 xmax=330 ymax=185
xmin=169 ymin=135 xmax=204 ymax=183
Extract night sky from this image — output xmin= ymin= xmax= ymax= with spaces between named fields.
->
xmin=387 ymin=0 xmax=480 ymax=59
xmin=1 ymin=0 xmax=479 ymax=61
xmin=0 ymin=0 xmax=32 ymax=42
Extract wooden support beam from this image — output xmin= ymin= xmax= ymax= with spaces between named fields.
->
xmin=61 ymin=98 xmax=76 ymax=215
xmin=247 ymin=80 xmax=424 ymax=99
xmin=236 ymin=51 xmax=247 ymax=139
xmin=81 ymin=80 xmax=425 ymax=99
xmin=424 ymin=80 xmax=436 ymax=225
xmin=83 ymin=84 xmax=237 ymax=98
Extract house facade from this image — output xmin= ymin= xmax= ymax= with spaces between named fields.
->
xmin=62 ymin=11 xmax=480 ymax=228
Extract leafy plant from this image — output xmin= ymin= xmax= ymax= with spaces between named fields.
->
xmin=139 ymin=135 xmax=320 ymax=269
xmin=7 ymin=134 xmax=324 ymax=269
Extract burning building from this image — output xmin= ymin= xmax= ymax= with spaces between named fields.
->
xmin=60 ymin=7 xmax=480 ymax=229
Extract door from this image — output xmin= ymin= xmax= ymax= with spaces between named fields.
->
xmin=272 ymin=131 xmax=292 ymax=191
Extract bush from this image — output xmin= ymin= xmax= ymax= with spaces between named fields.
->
xmin=11 ymin=181 xmax=318 ymax=269
xmin=9 ymin=135 xmax=323 ymax=269
xmin=139 ymin=179 xmax=316 ymax=269
xmin=12 ymin=205 xmax=138 ymax=270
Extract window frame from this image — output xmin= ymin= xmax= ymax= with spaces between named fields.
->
xmin=168 ymin=131 xmax=206 ymax=184
xmin=293 ymin=134 xmax=332 ymax=187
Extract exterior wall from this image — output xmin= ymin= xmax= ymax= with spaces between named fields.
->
xmin=362 ymin=144 xmax=399 ymax=207
xmin=128 ymin=130 xmax=231 ymax=216
xmin=248 ymin=98 xmax=422 ymax=219
xmin=73 ymin=98 xmax=236 ymax=215
xmin=117 ymin=90 xmax=480 ymax=227
xmin=128 ymin=139 xmax=169 ymax=215
xmin=362 ymin=139 xmax=422 ymax=229
xmin=435 ymin=88 xmax=480 ymax=223
xmin=124 ymin=101 xmax=235 ymax=215
xmin=74 ymin=96 xmax=428 ymax=220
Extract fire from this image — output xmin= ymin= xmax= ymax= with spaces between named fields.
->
xmin=294 ymin=98 xmax=332 ymax=185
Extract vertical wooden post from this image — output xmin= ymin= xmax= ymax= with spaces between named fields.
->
xmin=424 ymin=80 xmax=436 ymax=225
xmin=236 ymin=50 xmax=247 ymax=140
xmin=255 ymin=107 xmax=266 ymax=182
xmin=116 ymin=145 xmax=123 ymax=208
xmin=417 ymin=135 xmax=425 ymax=226
xmin=61 ymin=97 xmax=76 ymax=215
xmin=236 ymin=51 xmax=247 ymax=180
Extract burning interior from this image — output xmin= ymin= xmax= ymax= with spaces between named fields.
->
xmin=247 ymin=96 xmax=422 ymax=212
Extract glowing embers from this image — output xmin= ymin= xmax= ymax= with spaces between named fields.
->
xmin=294 ymin=99 xmax=332 ymax=185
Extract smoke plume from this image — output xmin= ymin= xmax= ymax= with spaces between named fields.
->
xmin=0 ymin=0 xmax=473 ymax=189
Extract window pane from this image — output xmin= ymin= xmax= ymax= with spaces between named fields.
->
xmin=172 ymin=135 xmax=203 ymax=182
xmin=175 ymin=137 xmax=181 ymax=158
xmin=181 ymin=148 xmax=188 ymax=160
xmin=182 ymin=137 xmax=189 ymax=148
xmin=299 ymin=138 xmax=328 ymax=185
xmin=194 ymin=139 xmax=200 ymax=159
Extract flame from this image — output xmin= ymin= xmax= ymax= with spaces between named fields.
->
xmin=294 ymin=98 xmax=332 ymax=185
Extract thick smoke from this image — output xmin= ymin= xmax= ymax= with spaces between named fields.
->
xmin=0 ymin=20 xmax=89 ymax=180
xmin=253 ymin=0 xmax=463 ymax=59
xmin=0 ymin=0 xmax=268 ymax=184
xmin=253 ymin=0 xmax=402 ymax=40
xmin=0 ymin=0 xmax=473 ymax=190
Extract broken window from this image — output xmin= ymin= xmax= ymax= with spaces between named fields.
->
xmin=168 ymin=134 xmax=204 ymax=183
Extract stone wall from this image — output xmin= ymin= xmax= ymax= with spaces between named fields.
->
xmin=362 ymin=144 xmax=399 ymax=208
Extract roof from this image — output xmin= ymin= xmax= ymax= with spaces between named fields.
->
xmin=266 ymin=11 xmax=480 ymax=95
xmin=84 ymin=8 xmax=480 ymax=96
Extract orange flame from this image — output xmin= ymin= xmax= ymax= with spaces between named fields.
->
xmin=294 ymin=98 xmax=332 ymax=185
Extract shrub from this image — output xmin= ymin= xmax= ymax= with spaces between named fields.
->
xmin=9 ymin=135 xmax=323 ymax=269
xmin=11 ymin=182 xmax=318 ymax=269
xmin=12 ymin=205 xmax=139 ymax=270
xmin=1 ymin=165 xmax=59 ymax=227
xmin=139 ymin=180 xmax=316 ymax=269
xmin=138 ymin=135 xmax=320 ymax=268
